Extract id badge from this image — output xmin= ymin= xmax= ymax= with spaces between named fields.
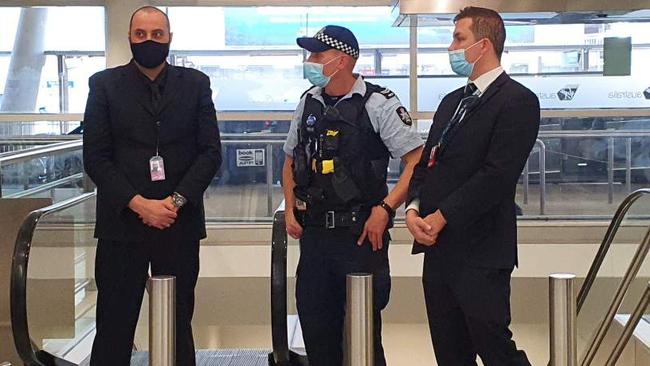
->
xmin=296 ymin=198 xmax=307 ymax=211
xmin=427 ymin=145 xmax=439 ymax=168
xmin=150 ymin=156 xmax=166 ymax=181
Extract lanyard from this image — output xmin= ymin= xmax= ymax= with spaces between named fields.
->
xmin=436 ymin=90 xmax=481 ymax=154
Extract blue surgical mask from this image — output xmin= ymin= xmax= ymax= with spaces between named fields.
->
xmin=303 ymin=56 xmax=341 ymax=87
xmin=448 ymin=40 xmax=484 ymax=77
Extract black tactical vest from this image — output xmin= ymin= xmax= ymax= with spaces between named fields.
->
xmin=292 ymin=82 xmax=391 ymax=213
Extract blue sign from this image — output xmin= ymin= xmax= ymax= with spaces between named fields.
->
xmin=223 ymin=8 xmax=409 ymax=46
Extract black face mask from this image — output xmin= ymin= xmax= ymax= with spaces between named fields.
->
xmin=130 ymin=40 xmax=170 ymax=69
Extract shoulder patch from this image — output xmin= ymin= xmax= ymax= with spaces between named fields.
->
xmin=379 ymin=88 xmax=396 ymax=99
xmin=396 ymin=106 xmax=413 ymax=126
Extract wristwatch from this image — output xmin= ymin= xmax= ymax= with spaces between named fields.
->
xmin=171 ymin=192 xmax=187 ymax=209
xmin=378 ymin=200 xmax=395 ymax=218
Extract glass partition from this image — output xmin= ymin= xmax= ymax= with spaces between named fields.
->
xmin=24 ymin=194 xmax=96 ymax=364
xmin=0 ymin=146 xmax=85 ymax=201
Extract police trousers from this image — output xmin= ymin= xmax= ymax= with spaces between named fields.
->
xmin=296 ymin=226 xmax=391 ymax=366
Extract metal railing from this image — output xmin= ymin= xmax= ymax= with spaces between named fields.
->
xmin=604 ymin=281 xmax=650 ymax=365
xmin=222 ymin=131 xmax=646 ymax=218
xmin=10 ymin=191 xmax=96 ymax=366
xmin=579 ymin=216 xmax=650 ymax=365
xmin=0 ymin=139 xmax=84 ymax=198
xmin=523 ymin=139 xmax=547 ymax=214
xmin=546 ymin=188 xmax=650 ymax=365
xmin=576 ymin=188 xmax=650 ymax=313
xmin=2 ymin=129 xmax=650 ymax=217
xmin=544 ymin=188 xmax=650 ymax=365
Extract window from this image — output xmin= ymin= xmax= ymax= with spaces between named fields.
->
xmin=166 ymin=6 xmax=410 ymax=111
xmin=416 ymin=21 xmax=650 ymax=111
xmin=0 ymin=7 xmax=105 ymax=115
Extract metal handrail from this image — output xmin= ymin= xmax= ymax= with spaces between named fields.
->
xmin=0 ymin=140 xmax=81 ymax=166
xmin=576 ymin=188 xmax=650 ymax=313
xmin=10 ymin=191 xmax=96 ymax=366
xmin=604 ymin=281 xmax=650 ymax=366
xmin=4 ymin=173 xmax=84 ymax=199
xmin=579 ymin=191 xmax=650 ymax=365
xmin=0 ymin=136 xmax=80 ymax=142
xmin=0 ymin=129 xmax=649 ymax=216
xmin=536 ymin=139 xmax=547 ymax=215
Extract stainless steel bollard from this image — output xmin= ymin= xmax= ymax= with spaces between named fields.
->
xmin=345 ymin=273 xmax=373 ymax=366
xmin=549 ymin=274 xmax=577 ymax=366
xmin=148 ymin=275 xmax=176 ymax=366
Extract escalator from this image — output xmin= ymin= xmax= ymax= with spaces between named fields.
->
xmin=7 ymin=142 xmax=650 ymax=365
xmin=8 ymin=193 xmax=305 ymax=366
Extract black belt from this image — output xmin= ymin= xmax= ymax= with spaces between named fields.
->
xmin=299 ymin=210 xmax=369 ymax=229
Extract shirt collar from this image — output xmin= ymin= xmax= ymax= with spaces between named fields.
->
xmin=469 ymin=66 xmax=504 ymax=95
xmin=310 ymin=74 xmax=366 ymax=103
xmin=131 ymin=59 xmax=169 ymax=86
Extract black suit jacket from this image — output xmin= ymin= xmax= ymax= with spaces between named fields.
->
xmin=83 ymin=61 xmax=222 ymax=242
xmin=408 ymin=72 xmax=540 ymax=269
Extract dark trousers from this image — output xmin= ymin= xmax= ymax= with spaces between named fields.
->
xmin=90 ymin=236 xmax=200 ymax=366
xmin=296 ymin=227 xmax=391 ymax=366
xmin=422 ymin=253 xmax=531 ymax=366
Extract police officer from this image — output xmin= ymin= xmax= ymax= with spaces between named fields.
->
xmin=282 ymin=25 xmax=423 ymax=365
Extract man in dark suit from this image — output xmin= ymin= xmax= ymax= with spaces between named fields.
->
xmin=405 ymin=7 xmax=539 ymax=366
xmin=82 ymin=6 xmax=221 ymax=366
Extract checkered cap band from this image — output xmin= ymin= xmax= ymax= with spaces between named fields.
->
xmin=315 ymin=32 xmax=359 ymax=59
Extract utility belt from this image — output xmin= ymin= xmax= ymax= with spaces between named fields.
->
xmin=295 ymin=208 xmax=370 ymax=231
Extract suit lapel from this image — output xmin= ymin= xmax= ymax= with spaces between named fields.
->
xmin=121 ymin=61 xmax=156 ymax=116
xmin=439 ymin=88 xmax=464 ymax=128
xmin=158 ymin=65 xmax=181 ymax=115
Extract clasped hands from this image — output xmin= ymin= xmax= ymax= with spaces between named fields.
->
xmin=128 ymin=195 xmax=177 ymax=230
xmin=405 ymin=209 xmax=447 ymax=246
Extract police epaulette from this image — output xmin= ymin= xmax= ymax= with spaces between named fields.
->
xmin=378 ymin=88 xmax=396 ymax=99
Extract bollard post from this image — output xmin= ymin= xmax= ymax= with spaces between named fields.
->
xmin=549 ymin=273 xmax=577 ymax=366
xmin=148 ymin=275 xmax=176 ymax=366
xmin=345 ymin=273 xmax=373 ymax=366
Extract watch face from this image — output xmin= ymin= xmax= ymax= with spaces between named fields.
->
xmin=173 ymin=194 xmax=186 ymax=207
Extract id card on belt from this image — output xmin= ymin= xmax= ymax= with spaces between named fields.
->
xmin=150 ymin=155 xmax=166 ymax=181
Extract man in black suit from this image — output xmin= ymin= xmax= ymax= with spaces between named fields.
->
xmin=82 ymin=6 xmax=221 ymax=366
xmin=405 ymin=7 xmax=539 ymax=366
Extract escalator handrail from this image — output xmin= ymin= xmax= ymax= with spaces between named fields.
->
xmin=580 ymin=223 xmax=650 ymax=365
xmin=576 ymin=188 xmax=650 ymax=313
xmin=10 ymin=191 xmax=96 ymax=366
xmin=269 ymin=199 xmax=309 ymax=366
xmin=604 ymin=280 xmax=650 ymax=365
xmin=270 ymin=200 xmax=290 ymax=365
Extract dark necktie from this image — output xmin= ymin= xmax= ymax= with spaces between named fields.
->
xmin=150 ymin=83 xmax=162 ymax=115
xmin=463 ymin=82 xmax=478 ymax=98
xmin=437 ymin=83 xmax=479 ymax=153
